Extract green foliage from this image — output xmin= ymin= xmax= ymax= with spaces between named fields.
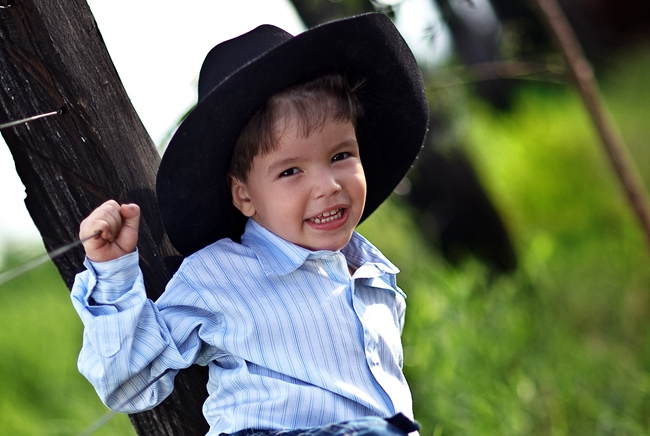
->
xmin=2 ymin=47 xmax=650 ymax=436
xmin=358 ymin=48 xmax=650 ymax=436
xmin=0 ymin=249 xmax=136 ymax=436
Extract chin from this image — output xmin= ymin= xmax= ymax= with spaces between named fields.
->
xmin=310 ymin=235 xmax=353 ymax=252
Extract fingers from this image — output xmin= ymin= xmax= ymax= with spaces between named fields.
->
xmin=80 ymin=199 xmax=122 ymax=242
xmin=113 ymin=203 xmax=141 ymax=253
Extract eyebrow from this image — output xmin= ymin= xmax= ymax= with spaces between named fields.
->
xmin=267 ymin=157 xmax=301 ymax=175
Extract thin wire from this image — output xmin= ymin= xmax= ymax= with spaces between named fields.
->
xmin=75 ymin=411 xmax=118 ymax=436
xmin=1 ymin=229 xmax=179 ymax=436
xmin=75 ymin=368 xmax=173 ymax=436
xmin=0 ymin=227 xmax=173 ymax=434
xmin=0 ymin=230 xmax=100 ymax=286
xmin=0 ymin=80 xmax=173 ymax=432
xmin=0 ymin=107 xmax=63 ymax=130
xmin=0 ymin=0 xmax=13 ymax=9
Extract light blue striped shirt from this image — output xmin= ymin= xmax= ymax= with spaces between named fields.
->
xmin=71 ymin=219 xmax=414 ymax=435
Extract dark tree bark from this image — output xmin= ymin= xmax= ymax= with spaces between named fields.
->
xmin=0 ymin=1 xmax=208 ymax=434
xmin=289 ymin=0 xmax=376 ymax=28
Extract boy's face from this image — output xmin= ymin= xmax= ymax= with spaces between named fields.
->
xmin=231 ymin=117 xmax=366 ymax=252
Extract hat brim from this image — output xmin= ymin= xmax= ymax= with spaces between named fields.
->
xmin=157 ymin=13 xmax=429 ymax=256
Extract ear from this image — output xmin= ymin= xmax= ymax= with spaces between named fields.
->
xmin=230 ymin=176 xmax=256 ymax=217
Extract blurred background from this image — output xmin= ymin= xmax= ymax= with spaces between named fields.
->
xmin=1 ymin=0 xmax=650 ymax=434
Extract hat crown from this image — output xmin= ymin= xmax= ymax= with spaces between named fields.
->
xmin=198 ymin=25 xmax=294 ymax=100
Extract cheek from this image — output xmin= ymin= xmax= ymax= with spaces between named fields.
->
xmin=272 ymin=188 xmax=305 ymax=216
xmin=353 ymin=169 xmax=367 ymax=198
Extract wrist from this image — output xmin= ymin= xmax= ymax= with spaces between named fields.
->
xmin=85 ymin=250 xmax=141 ymax=304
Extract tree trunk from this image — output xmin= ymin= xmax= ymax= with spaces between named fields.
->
xmin=288 ymin=0 xmax=376 ymax=28
xmin=0 ymin=1 xmax=208 ymax=434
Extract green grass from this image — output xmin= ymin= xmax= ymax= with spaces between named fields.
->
xmin=2 ymin=48 xmax=650 ymax=436
xmin=358 ymin=47 xmax=650 ymax=435
xmin=0 ymin=248 xmax=136 ymax=436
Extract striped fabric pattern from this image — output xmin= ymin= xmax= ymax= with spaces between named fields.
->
xmin=71 ymin=219 xmax=414 ymax=436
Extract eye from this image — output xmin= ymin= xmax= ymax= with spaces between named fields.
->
xmin=279 ymin=167 xmax=299 ymax=178
xmin=332 ymin=152 xmax=351 ymax=162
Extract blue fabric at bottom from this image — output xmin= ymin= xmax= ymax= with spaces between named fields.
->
xmin=224 ymin=414 xmax=420 ymax=436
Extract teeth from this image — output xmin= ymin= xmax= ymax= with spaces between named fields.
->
xmin=310 ymin=208 xmax=343 ymax=224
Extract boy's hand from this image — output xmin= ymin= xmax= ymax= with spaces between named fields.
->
xmin=79 ymin=200 xmax=141 ymax=262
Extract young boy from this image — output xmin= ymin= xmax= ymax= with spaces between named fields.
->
xmin=71 ymin=13 xmax=428 ymax=436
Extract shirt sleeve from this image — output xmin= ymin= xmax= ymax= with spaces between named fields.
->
xmin=69 ymin=251 xmax=207 ymax=413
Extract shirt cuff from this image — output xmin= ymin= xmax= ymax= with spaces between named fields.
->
xmin=84 ymin=250 xmax=141 ymax=305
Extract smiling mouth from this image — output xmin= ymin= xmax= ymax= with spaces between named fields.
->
xmin=308 ymin=208 xmax=344 ymax=224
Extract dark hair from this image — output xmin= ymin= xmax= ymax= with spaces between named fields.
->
xmin=229 ymin=74 xmax=364 ymax=183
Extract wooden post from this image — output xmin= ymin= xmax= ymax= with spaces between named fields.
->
xmin=0 ymin=1 xmax=208 ymax=434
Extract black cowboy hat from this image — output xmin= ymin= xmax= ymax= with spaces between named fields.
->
xmin=157 ymin=13 xmax=429 ymax=256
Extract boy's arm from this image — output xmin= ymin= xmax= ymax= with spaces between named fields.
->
xmin=71 ymin=200 xmax=205 ymax=412
xmin=71 ymin=253 xmax=182 ymax=412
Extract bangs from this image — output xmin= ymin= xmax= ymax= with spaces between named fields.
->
xmin=269 ymin=75 xmax=365 ymax=142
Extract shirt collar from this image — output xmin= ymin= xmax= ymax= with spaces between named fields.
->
xmin=240 ymin=219 xmax=399 ymax=277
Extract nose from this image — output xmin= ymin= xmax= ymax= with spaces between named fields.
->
xmin=312 ymin=167 xmax=342 ymax=199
